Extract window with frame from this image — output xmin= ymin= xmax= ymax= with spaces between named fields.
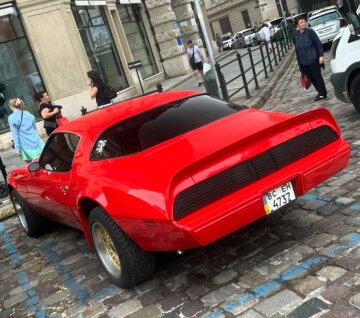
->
xmin=40 ymin=133 xmax=80 ymax=172
xmin=116 ymin=4 xmax=157 ymax=79
xmin=90 ymin=95 xmax=247 ymax=160
xmin=0 ymin=3 xmax=45 ymax=134
xmin=72 ymin=5 xmax=128 ymax=91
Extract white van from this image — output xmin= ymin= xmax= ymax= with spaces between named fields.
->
xmin=330 ymin=11 xmax=360 ymax=112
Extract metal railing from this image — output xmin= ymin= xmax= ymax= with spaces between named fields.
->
xmin=215 ymin=24 xmax=295 ymax=101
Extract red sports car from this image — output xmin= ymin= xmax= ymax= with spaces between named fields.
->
xmin=8 ymin=91 xmax=350 ymax=287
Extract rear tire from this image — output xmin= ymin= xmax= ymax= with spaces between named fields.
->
xmin=350 ymin=73 xmax=360 ymax=113
xmin=12 ymin=190 xmax=50 ymax=237
xmin=89 ymin=207 xmax=156 ymax=288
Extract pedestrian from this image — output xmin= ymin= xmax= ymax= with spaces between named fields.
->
xmin=253 ymin=22 xmax=259 ymax=32
xmin=186 ymin=40 xmax=205 ymax=87
xmin=260 ymin=23 xmax=272 ymax=51
xmin=337 ymin=0 xmax=345 ymax=16
xmin=34 ymin=90 xmax=62 ymax=136
xmin=87 ymin=70 xmax=113 ymax=108
xmin=215 ymin=33 xmax=223 ymax=53
xmin=8 ymin=98 xmax=44 ymax=163
xmin=293 ymin=17 xmax=327 ymax=101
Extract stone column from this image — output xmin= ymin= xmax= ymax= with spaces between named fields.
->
xmin=171 ymin=0 xmax=202 ymax=48
xmin=145 ymin=0 xmax=190 ymax=78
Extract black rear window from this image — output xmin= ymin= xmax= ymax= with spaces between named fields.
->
xmin=90 ymin=94 xmax=247 ymax=160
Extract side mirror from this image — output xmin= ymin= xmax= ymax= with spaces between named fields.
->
xmin=28 ymin=161 xmax=40 ymax=172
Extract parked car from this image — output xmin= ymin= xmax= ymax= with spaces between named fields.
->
xmin=330 ymin=11 xmax=360 ymax=112
xmin=308 ymin=5 xmax=337 ymax=20
xmin=308 ymin=6 xmax=347 ymax=45
xmin=8 ymin=91 xmax=350 ymax=288
xmin=221 ymin=32 xmax=233 ymax=50
xmin=231 ymin=28 xmax=256 ymax=48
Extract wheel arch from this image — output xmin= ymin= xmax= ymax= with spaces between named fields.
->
xmin=78 ymin=198 xmax=103 ymax=248
xmin=346 ymin=63 xmax=360 ymax=94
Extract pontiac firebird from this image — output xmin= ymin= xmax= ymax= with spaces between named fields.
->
xmin=7 ymin=91 xmax=350 ymax=287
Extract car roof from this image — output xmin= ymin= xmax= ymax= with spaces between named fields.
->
xmin=309 ymin=8 xmax=340 ymax=20
xmin=55 ymin=90 xmax=202 ymax=137
xmin=235 ymin=28 xmax=254 ymax=35
xmin=309 ymin=5 xmax=337 ymax=18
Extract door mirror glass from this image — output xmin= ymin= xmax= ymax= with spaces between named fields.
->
xmin=28 ymin=161 xmax=40 ymax=172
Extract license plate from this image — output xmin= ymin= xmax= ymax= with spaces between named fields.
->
xmin=263 ymin=182 xmax=296 ymax=214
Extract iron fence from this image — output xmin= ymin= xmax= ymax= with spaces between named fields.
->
xmin=215 ymin=24 xmax=296 ymax=101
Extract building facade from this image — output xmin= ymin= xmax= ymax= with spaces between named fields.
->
xmin=0 ymin=0 xmax=206 ymax=148
xmin=205 ymin=0 xmax=300 ymax=37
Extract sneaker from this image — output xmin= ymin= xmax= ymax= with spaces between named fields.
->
xmin=314 ymin=95 xmax=327 ymax=101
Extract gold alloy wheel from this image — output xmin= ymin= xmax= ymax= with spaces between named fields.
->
xmin=92 ymin=222 xmax=121 ymax=278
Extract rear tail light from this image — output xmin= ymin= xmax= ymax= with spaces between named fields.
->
xmin=340 ymin=18 xmax=347 ymax=27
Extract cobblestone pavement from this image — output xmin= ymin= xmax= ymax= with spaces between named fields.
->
xmin=1 ymin=51 xmax=360 ymax=318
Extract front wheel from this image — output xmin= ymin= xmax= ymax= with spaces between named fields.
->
xmin=12 ymin=190 xmax=50 ymax=237
xmin=89 ymin=207 xmax=156 ymax=288
xmin=350 ymin=73 xmax=360 ymax=113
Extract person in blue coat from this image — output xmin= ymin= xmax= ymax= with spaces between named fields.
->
xmin=8 ymin=98 xmax=44 ymax=163
xmin=293 ymin=16 xmax=327 ymax=101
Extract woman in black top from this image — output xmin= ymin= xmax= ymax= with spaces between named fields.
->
xmin=34 ymin=91 xmax=61 ymax=136
xmin=87 ymin=70 xmax=112 ymax=107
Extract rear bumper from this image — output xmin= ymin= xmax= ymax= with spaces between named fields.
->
xmin=178 ymin=140 xmax=350 ymax=247
xmin=134 ymin=139 xmax=350 ymax=251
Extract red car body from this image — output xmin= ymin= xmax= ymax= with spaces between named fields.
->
xmin=7 ymin=91 xmax=350 ymax=287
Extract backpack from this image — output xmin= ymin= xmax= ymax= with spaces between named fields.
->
xmin=103 ymin=84 xmax=117 ymax=100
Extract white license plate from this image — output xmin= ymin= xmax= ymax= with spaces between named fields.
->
xmin=263 ymin=182 xmax=296 ymax=214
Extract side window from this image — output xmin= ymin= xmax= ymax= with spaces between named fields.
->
xmin=40 ymin=133 xmax=80 ymax=172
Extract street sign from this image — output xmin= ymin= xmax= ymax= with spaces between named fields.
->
xmin=119 ymin=0 xmax=142 ymax=3
xmin=75 ymin=1 xmax=107 ymax=5
xmin=128 ymin=60 xmax=143 ymax=70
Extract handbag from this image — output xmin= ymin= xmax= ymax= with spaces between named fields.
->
xmin=56 ymin=116 xmax=69 ymax=126
xmin=300 ymin=74 xmax=311 ymax=90
xmin=12 ymin=110 xmax=23 ymax=149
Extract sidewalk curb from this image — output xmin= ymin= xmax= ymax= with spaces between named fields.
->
xmin=247 ymin=48 xmax=296 ymax=109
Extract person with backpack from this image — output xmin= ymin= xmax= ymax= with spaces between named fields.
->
xmin=87 ymin=70 xmax=117 ymax=108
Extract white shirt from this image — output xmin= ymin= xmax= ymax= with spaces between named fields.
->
xmin=261 ymin=26 xmax=271 ymax=42
xmin=187 ymin=45 xmax=202 ymax=63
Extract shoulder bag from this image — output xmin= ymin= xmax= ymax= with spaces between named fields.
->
xmin=12 ymin=110 xmax=23 ymax=149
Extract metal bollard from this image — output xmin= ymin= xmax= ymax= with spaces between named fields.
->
xmin=156 ymin=82 xmax=163 ymax=92
xmin=237 ymin=52 xmax=251 ymax=98
xmin=80 ymin=106 xmax=88 ymax=116
xmin=259 ymin=45 xmax=268 ymax=79
xmin=248 ymin=47 xmax=260 ymax=90
xmin=215 ymin=63 xmax=229 ymax=100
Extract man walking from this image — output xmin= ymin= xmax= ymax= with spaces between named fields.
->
xmin=186 ymin=40 xmax=205 ymax=87
xmin=215 ymin=33 xmax=223 ymax=53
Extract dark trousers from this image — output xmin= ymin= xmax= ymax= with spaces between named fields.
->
xmin=301 ymin=62 xmax=327 ymax=97
xmin=0 ymin=156 xmax=7 ymax=183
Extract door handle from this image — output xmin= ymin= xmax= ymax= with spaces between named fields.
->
xmin=60 ymin=185 xmax=68 ymax=191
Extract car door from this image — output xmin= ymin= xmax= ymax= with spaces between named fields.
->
xmin=26 ymin=132 xmax=81 ymax=228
